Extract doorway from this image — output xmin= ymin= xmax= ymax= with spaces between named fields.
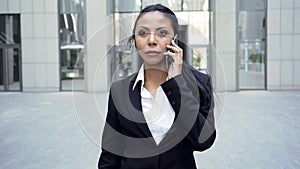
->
xmin=59 ymin=0 xmax=86 ymax=91
xmin=238 ymin=0 xmax=266 ymax=90
xmin=0 ymin=46 xmax=22 ymax=91
xmin=0 ymin=14 xmax=22 ymax=91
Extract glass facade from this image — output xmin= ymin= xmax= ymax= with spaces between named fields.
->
xmin=0 ymin=15 xmax=22 ymax=91
xmin=142 ymin=0 xmax=182 ymax=11
xmin=110 ymin=0 xmax=212 ymax=80
xmin=183 ymin=0 xmax=209 ymax=11
xmin=238 ymin=0 xmax=266 ymax=89
xmin=0 ymin=0 xmax=298 ymax=92
xmin=113 ymin=0 xmax=210 ymax=13
xmin=59 ymin=0 xmax=86 ymax=91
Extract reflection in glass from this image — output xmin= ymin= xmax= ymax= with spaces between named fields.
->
xmin=0 ymin=48 xmax=21 ymax=91
xmin=59 ymin=0 xmax=86 ymax=91
xmin=192 ymin=46 xmax=208 ymax=71
xmin=142 ymin=0 xmax=182 ymax=11
xmin=113 ymin=0 xmax=210 ymax=12
xmin=238 ymin=6 xmax=266 ymax=89
xmin=111 ymin=3 xmax=212 ymax=79
xmin=0 ymin=15 xmax=21 ymax=91
xmin=185 ymin=11 xmax=210 ymax=73
xmin=115 ymin=0 xmax=141 ymax=12
xmin=183 ymin=0 xmax=209 ymax=11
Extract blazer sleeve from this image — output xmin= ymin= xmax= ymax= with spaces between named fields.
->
xmin=161 ymin=65 xmax=216 ymax=152
xmin=186 ymin=70 xmax=216 ymax=151
xmin=98 ymin=88 xmax=124 ymax=169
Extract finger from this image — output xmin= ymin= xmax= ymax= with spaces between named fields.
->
xmin=168 ymin=42 xmax=183 ymax=53
xmin=171 ymin=40 xmax=179 ymax=47
xmin=164 ymin=51 xmax=182 ymax=64
xmin=165 ymin=48 xmax=183 ymax=62
xmin=171 ymin=40 xmax=183 ymax=54
xmin=166 ymin=45 xmax=182 ymax=54
xmin=163 ymin=51 xmax=176 ymax=60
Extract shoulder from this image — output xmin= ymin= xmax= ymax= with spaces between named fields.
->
xmin=183 ymin=63 xmax=211 ymax=86
xmin=187 ymin=64 xmax=210 ymax=80
xmin=183 ymin=63 xmax=213 ymax=97
xmin=110 ymin=72 xmax=138 ymax=90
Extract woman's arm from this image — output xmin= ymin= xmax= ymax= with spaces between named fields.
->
xmin=183 ymin=69 xmax=216 ymax=151
xmin=161 ymin=64 xmax=216 ymax=151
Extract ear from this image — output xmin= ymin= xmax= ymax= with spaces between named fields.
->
xmin=127 ymin=35 xmax=135 ymax=50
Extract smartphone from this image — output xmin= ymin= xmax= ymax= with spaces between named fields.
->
xmin=165 ymin=34 xmax=178 ymax=71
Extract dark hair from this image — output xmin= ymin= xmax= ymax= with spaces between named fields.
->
xmin=128 ymin=4 xmax=179 ymax=47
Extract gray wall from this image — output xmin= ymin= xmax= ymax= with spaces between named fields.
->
xmin=0 ymin=0 xmax=60 ymax=91
xmin=214 ymin=0 xmax=237 ymax=91
xmin=267 ymin=0 xmax=300 ymax=90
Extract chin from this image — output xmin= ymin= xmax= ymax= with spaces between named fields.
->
xmin=142 ymin=56 xmax=165 ymax=65
xmin=142 ymin=57 xmax=164 ymax=65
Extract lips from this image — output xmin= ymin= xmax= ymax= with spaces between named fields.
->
xmin=145 ymin=50 xmax=162 ymax=56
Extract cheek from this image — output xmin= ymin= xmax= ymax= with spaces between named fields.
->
xmin=134 ymin=38 xmax=146 ymax=50
xmin=159 ymin=38 xmax=172 ymax=49
xmin=161 ymin=41 xmax=170 ymax=49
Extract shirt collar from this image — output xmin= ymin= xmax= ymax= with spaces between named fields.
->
xmin=132 ymin=64 xmax=145 ymax=91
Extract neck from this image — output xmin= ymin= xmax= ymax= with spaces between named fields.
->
xmin=143 ymin=64 xmax=168 ymax=90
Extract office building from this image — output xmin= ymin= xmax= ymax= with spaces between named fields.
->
xmin=0 ymin=0 xmax=299 ymax=92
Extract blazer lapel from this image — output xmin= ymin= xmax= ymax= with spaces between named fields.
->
xmin=127 ymin=74 xmax=153 ymax=138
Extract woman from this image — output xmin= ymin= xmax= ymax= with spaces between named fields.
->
xmin=98 ymin=4 xmax=216 ymax=169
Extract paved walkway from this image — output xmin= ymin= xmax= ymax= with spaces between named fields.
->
xmin=0 ymin=91 xmax=300 ymax=169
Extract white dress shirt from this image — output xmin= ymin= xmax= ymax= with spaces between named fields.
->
xmin=132 ymin=65 xmax=175 ymax=145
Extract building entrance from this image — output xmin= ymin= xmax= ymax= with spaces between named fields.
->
xmin=0 ymin=14 xmax=22 ymax=91
xmin=238 ymin=0 xmax=267 ymax=90
xmin=0 ymin=46 xmax=22 ymax=91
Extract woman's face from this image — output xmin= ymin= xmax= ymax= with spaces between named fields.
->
xmin=134 ymin=11 xmax=175 ymax=67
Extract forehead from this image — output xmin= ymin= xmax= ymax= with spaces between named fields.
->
xmin=135 ymin=11 xmax=173 ymax=29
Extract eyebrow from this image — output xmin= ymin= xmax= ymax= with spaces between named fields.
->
xmin=137 ymin=26 xmax=169 ymax=31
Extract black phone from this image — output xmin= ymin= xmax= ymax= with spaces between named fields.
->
xmin=165 ymin=34 xmax=178 ymax=70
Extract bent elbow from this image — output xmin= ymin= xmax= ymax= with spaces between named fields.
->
xmin=195 ymin=130 xmax=216 ymax=152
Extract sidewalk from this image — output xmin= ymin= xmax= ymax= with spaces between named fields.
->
xmin=0 ymin=91 xmax=300 ymax=169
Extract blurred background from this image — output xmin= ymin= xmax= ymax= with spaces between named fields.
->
xmin=0 ymin=0 xmax=299 ymax=92
xmin=0 ymin=0 xmax=300 ymax=169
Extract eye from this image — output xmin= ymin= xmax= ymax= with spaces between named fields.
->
xmin=137 ymin=30 xmax=149 ymax=37
xmin=156 ymin=30 xmax=168 ymax=37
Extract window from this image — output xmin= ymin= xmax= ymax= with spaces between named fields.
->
xmin=111 ymin=0 xmax=211 ymax=13
xmin=238 ymin=0 xmax=266 ymax=89
xmin=0 ymin=15 xmax=22 ymax=91
xmin=59 ymin=0 xmax=86 ymax=91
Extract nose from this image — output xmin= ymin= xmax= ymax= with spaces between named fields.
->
xmin=148 ymin=33 xmax=157 ymax=46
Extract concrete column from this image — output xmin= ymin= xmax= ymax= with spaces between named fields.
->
xmin=21 ymin=0 xmax=59 ymax=92
xmin=85 ymin=0 xmax=110 ymax=92
xmin=213 ymin=0 xmax=237 ymax=91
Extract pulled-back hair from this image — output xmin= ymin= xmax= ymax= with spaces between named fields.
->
xmin=128 ymin=4 xmax=179 ymax=47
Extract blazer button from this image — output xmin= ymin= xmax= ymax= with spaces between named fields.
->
xmin=167 ymin=91 xmax=172 ymax=96
xmin=171 ymin=100 xmax=176 ymax=105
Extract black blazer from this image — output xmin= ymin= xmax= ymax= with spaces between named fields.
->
xmin=98 ymin=63 xmax=216 ymax=169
